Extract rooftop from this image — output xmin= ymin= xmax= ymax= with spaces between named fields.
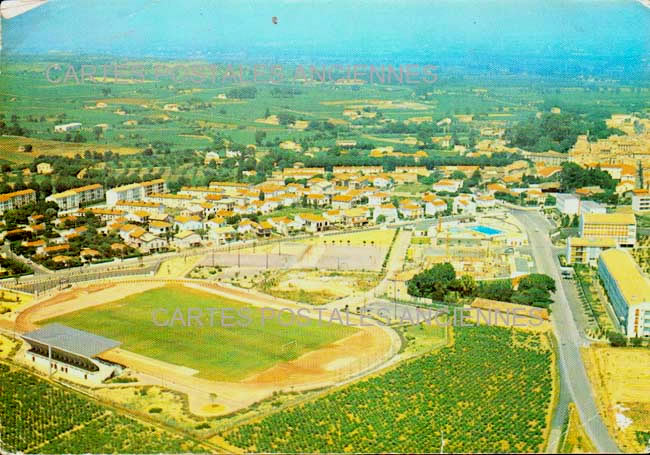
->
xmin=22 ymin=323 xmax=120 ymax=358
xmin=569 ymin=237 xmax=617 ymax=248
xmin=582 ymin=213 xmax=636 ymax=225
xmin=600 ymin=249 xmax=650 ymax=308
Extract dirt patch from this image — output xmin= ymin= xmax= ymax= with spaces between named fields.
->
xmin=582 ymin=345 xmax=650 ymax=452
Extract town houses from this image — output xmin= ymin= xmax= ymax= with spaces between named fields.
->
xmin=5 ymin=116 xmax=650 ymax=273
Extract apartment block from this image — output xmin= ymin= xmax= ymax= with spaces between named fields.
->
xmin=46 ymin=184 xmax=105 ymax=211
xmin=579 ymin=213 xmax=636 ymax=248
xmin=106 ymin=179 xmax=167 ymax=206
xmin=598 ymin=249 xmax=650 ymax=337
xmin=0 ymin=189 xmax=36 ymax=214
xmin=632 ymin=189 xmax=650 ymax=212
xmin=566 ymin=237 xmax=616 ymax=266
xmin=555 ymin=193 xmax=580 ymax=215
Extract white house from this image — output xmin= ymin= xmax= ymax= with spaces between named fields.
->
xmin=368 ymin=192 xmax=391 ymax=207
xmin=432 ymin=179 xmax=463 ymax=193
xmin=373 ymin=203 xmax=398 ymax=223
xmin=54 ymin=123 xmax=82 ymax=133
xmin=423 ymin=195 xmax=447 ymax=216
xmin=174 ymin=230 xmax=202 ymax=248
xmin=209 ymin=225 xmax=236 ymax=245
xmin=295 ymin=213 xmax=329 ymax=233
xmin=475 ymin=194 xmax=496 ymax=210
xmin=453 ymin=195 xmax=476 ymax=215
xmin=174 ymin=215 xmax=203 ymax=232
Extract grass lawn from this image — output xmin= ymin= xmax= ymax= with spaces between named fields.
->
xmin=259 ymin=206 xmax=323 ymax=221
xmin=394 ymin=183 xmax=430 ymax=194
xmin=299 ymin=228 xmax=396 ymax=248
xmin=398 ymin=322 xmax=447 ymax=356
xmin=44 ymin=285 xmax=357 ymax=381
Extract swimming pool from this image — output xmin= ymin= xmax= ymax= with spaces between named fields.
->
xmin=470 ymin=225 xmax=503 ymax=236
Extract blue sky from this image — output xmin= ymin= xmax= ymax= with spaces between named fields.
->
xmin=3 ymin=0 xmax=649 ymax=76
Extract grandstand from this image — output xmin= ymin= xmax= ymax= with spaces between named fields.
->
xmin=21 ymin=323 xmax=122 ymax=384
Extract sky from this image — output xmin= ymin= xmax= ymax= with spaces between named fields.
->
xmin=2 ymin=0 xmax=649 ymax=77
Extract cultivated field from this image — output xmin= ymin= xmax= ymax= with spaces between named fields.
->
xmin=43 ymin=284 xmax=357 ymax=381
xmin=0 ymin=364 xmax=205 ymax=453
xmin=0 ymin=136 xmax=140 ymax=164
xmin=223 ymin=326 xmax=554 ymax=453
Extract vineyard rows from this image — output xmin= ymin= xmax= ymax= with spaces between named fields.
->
xmin=224 ymin=326 xmax=554 ymax=453
xmin=0 ymin=364 xmax=203 ymax=453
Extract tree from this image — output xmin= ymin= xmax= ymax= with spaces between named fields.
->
xmin=630 ymin=337 xmax=643 ymax=347
xmin=511 ymin=287 xmax=553 ymax=309
xmin=407 ymin=263 xmax=456 ymax=301
xmin=23 ymin=144 xmax=33 ymax=153
xmin=607 ymin=331 xmax=627 ymax=347
xmin=454 ymin=274 xmax=478 ymax=297
xmin=376 ymin=214 xmax=386 ymax=224
xmin=518 ymin=274 xmax=556 ymax=293
xmin=93 ymin=126 xmax=103 ymax=140
xmin=255 ymin=130 xmax=267 ymax=146
xmin=544 ymin=195 xmax=556 ymax=206
xmin=476 ymin=279 xmax=513 ymax=302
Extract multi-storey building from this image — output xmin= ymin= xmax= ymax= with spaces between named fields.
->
xmin=598 ymin=249 xmax=650 ymax=337
xmin=632 ymin=189 xmax=650 ymax=212
xmin=566 ymin=237 xmax=617 ymax=265
xmin=46 ymin=184 xmax=105 ymax=211
xmin=579 ymin=213 xmax=636 ymax=248
xmin=555 ymin=193 xmax=580 ymax=215
xmin=106 ymin=179 xmax=167 ymax=206
xmin=0 ymin=189 xmax=36 ymax=214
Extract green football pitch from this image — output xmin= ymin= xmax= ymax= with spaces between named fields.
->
xmin=44 ymin=285 xmax=357 ymax=381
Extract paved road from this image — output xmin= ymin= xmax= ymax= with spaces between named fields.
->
xmin=513 ymin=209 xmax=621 ymax=454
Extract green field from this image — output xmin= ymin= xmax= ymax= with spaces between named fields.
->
xmin=44 ymin=285 xmax=357 ymax=381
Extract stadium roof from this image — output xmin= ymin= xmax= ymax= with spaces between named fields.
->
xmin=22 ymin=323 xmax=120 ymax=358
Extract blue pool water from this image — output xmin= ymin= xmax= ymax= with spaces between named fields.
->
xmin=470 ymin=225 xmax=503 ymax=236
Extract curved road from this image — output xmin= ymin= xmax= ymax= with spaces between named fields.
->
xmin=513 ymin=209 xmax=621 ymax=454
